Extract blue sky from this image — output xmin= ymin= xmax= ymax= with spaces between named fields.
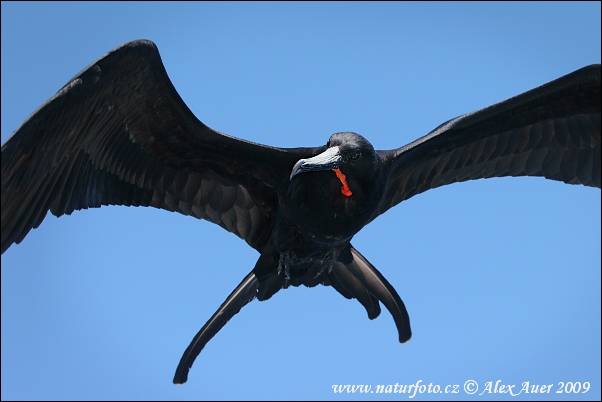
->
xmin=1 ymin=2 xmax=600 ymax=400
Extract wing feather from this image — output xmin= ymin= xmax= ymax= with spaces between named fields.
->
xmin=377 ymin=64 xmax=601 ymax=217
xmin=1 ymin=40 xmax=318 ymax=254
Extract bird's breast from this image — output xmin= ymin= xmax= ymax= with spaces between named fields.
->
xmin=281 ymin=171 xmax=379 ymax=245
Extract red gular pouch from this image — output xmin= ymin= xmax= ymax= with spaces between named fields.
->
xmin=332 ymin=168 xmax=353 ymax=197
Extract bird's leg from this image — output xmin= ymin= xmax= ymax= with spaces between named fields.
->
xmin=314 ymin=249 xmax=337 ymax=279
xmin=277 ymin=251 xmax=292 ymax=280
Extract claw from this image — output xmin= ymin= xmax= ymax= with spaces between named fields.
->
xmin=314 ymin=249 xmax=336 ymax=279
xmin=277 ymin=252 xmax=291 ymax=280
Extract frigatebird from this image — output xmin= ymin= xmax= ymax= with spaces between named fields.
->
xmin=1 ymin=40 xmax=600 ymax=384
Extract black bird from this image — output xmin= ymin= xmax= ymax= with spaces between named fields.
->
xmin=1 ymin=40 xmax=599 ymax=384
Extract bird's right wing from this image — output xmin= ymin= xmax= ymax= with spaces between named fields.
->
xmin=1 ymin=40 xmax=318 ymax=254
xmin=375 ymin=64 xmax=600 ymax=218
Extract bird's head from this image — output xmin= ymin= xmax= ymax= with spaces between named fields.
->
xmin=290 ymin=132 xmax=379 ymax=197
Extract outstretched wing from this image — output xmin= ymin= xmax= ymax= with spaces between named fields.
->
xmin=1 ymin=40 xmax=314 ymax=254
xmin=376 ymin=64 xmax=601 ymax=217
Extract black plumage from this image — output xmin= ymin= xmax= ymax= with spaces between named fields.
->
xmin=1 ymin=40 xmax=600 ymax=384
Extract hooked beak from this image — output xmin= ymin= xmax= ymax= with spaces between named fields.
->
xmin=290 ymin=146 xmax=342 ymax=180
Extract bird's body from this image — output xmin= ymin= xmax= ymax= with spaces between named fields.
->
xmin=276 ymin=133 xmax=385 ymax=267
xmin=1 ymin=40 xmax=600 ymax=384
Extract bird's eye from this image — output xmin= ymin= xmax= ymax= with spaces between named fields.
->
xmin=349 ymin=152 xmax=362 ymax=161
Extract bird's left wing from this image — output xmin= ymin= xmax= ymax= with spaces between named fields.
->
xmin=1 ymin=40 xmax=316 ymax=254
xmin=375 ymin=64 xmax=600 ymax=218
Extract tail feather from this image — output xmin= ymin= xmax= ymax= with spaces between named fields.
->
xmin=336 ymin=245 xmax=412 ymax=343
xmin=173 ymin=272 xmax=258 ymax=384
xmin=329 ymin=261 xmax=381 ymax=319
xmin=173 ymin=244 xmax=411 ymax=384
